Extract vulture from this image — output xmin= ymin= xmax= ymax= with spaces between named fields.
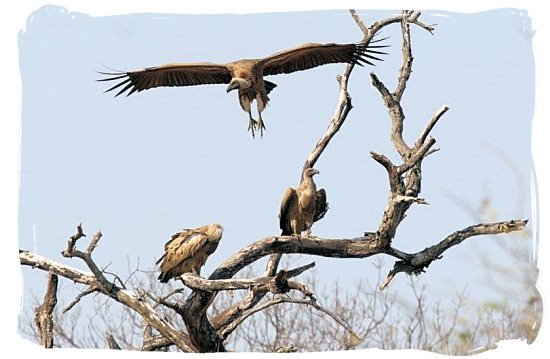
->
xmin=98 ymin=38 xmax=386 ymax=137
xmin=156 ymin=223 xmax=223 ymax=283
xmin=279 ymin=168 xmax=328 ymax=237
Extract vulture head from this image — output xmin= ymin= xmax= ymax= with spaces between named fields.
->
xmin=205 ymin=223 xmax=224 ymax=240
xmin=226 ymin=78 xmax=252 ymax=92
xmin=304 ymin=167 xmax=320 ymax=178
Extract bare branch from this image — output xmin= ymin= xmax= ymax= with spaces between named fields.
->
xmin=210 ymin=254 xmax=288 ymax=339
xmin=395 ymin=10 xmax=413 ymax=101
xmin=368 ymin=10 xmax=436 ymax=35
xmin=102 ymin=269 xmax=127 ymax=289
xmin=370 ymin=73 xmax=411 ymax=157
xmin=370 ymin=151 xmax=395 ymax=172
xmin=381 ymin=219 xmax=529 ymax=289
xmin=275 ymin=345 xmax=298 ymax=353
xmin=302 ymin=72 xmax=353 ymax=179
xmin=106 ymin=332 xmax=121 ymax=350
xmin=179 ymin=262 xmax=315 ymax=293
xmin=349 ymin=9 xmax=369 ymax=34
xmin=411 ymin=219 xmax=528 ymax=267
xmin=34 ymin=272 xmax=58 ymax=348
xmin=142 ymin=335 xmax=173 ymax=352
xmin=395 ymin=195 xmax=428 ymax=205
xmin=397 ymin=137 xmax=436 ymax=175
xmin=63 ymin=223 xmax=85 ymax=256
xmin=63 ymin=286 xmax=98 ymax=313
xmin=20 ymin=250 xmax=96 ymax=285
xmin=21 ymin=249 xmax=195 ymax=352
xmin=86 ymin=230 xmax=103 ymax=254
xmin=222 ymin=294 xmax=360 ymax=348
xmin=142 ymin=290 xmax=185 ymax=314
xmin=286 ymin=261 xmax=315 ymax=277
xmin=265 ymin=253 xmax=283 ymax=277
xmin=302 ymin=9 xmax=433 ymax=178
xmin=416 ymin=105 xmax=450 ymax=147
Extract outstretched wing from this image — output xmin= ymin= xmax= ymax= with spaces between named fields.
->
xmin=279 ymin=187 xmax=298 ymax=235
xmin=313 ymin=188 xmax=329 ymax=223
xmin=259 ymin=40 xmax=387 ymax=76
xmin=98 ymin=62 xmax=232 ymax=97
xmin=156 ymin=229 xmax=210 ymax=282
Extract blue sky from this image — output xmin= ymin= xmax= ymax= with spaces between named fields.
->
xmin=3 ymin=1 xmax=550 ymax=357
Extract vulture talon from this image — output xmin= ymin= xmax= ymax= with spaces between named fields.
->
xmin=248 ymin=118 xmax=258 ymax=138
xmin=257 ymin=118 xmax=266 ymax=138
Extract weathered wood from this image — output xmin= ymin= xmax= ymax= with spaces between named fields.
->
xmin=105 ymin=332 xmax=121 ymax=350
xmin=63 ymin=223 xmax=85 ymax=257
xmin=34 ymin=272 xmax=58 ymax=348
xmin=86 ymin=230 xmax=103 ymax=254
xmin=20 ymin=250 xmax=195 ymax=352
xmin=380 ymin=219 xmax=528 ymax=289
xmin=179 ymin=262 xmax=314 ymax=292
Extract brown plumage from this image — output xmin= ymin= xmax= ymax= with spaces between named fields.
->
xmin=156 ymin=224 xmax=223 ymax=283
xmin=279 ymin=168 xmax=328 ymax=236
xmin=98 ymin=39 xmax=386 ymax=138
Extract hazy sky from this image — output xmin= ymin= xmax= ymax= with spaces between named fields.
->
xmin=8 ymin=1 xmax=547 ymax=356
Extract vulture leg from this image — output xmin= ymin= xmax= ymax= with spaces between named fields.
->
xmin=257 ymin=112 xmax=266 ymax=138
xmin=247 ymin=111 xmax=258 ymax=138
xmin=256 ymin=94 xmax=267 ymax=138
xmin=239 ymin=91 xmax=257 ymax=138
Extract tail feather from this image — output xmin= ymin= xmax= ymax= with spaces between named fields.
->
xmin=158 ymin=272 xmax=170 ymax=283
xmin=264 ymin=80 xmax=277 ymax=94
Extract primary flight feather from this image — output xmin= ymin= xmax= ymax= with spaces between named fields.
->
xmin=98 ymin=39 xmax=387 ymax=138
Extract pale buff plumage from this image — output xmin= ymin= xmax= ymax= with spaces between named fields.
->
xmin=156 ymin=224 xmax=223 ymax=282
xmin=98 ymin=39 xmax=386 ymax=137
xmin=279 ymin=168 xmax=328 ymax=236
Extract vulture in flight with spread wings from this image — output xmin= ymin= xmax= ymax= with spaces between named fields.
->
xmin=279 ymin=168 xmax=328 ymax=237
xmin=156 ymin=224 xmax=223 ymax=283
xmin=98 ymin=38 xmax=386 ymax=137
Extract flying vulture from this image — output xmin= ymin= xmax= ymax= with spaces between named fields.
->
xmin=98 ymin=38 xmax=386 ymax=137
xmin=156 ymin=223 xmax=223 ymax=283
xmin=279 ymin=168 xmax=328 ymax=237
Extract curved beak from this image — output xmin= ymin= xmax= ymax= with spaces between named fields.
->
xmin=226 ymin=82 xmax=239 ymax=93
xmin=312 ymin=169 xmax=320 ymax=175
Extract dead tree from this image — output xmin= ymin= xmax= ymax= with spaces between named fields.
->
xmin=33 ymin=272 xmax=58 ymax=348
xmin=19 ymin=10 xmax=527 ymax=353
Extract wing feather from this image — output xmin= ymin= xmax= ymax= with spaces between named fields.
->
xmin=157 ymin=230 xmax=209 ymax=281
xmin=259 ymin=41 xmax=387 ymax=76
xmin=279 ymin=188 xmax=298 ymax=235
xmin=313 ymin=188 xmax=329 ymax=223
xmin=97 ymin=63 xmax=232 ymax=97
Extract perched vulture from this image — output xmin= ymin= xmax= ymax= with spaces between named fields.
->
xmin=279 ymin=168 xmax=328 ymax=236
xmin=156 ymin=224 xmax=223 ymax=283
xmin=98 ymin=38 xmax=386 ymax=137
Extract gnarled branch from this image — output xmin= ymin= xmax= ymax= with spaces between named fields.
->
xmin=20 ymin=245 xmax=195 ymax=352
xmin=34 ymin=272 xmax=58 ymax=348
xmin=380 ymin=219 xmax=529 ymax=289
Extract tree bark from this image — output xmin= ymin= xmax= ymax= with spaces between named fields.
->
xmin=34 ymin=272 xmax=58 ymax=348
